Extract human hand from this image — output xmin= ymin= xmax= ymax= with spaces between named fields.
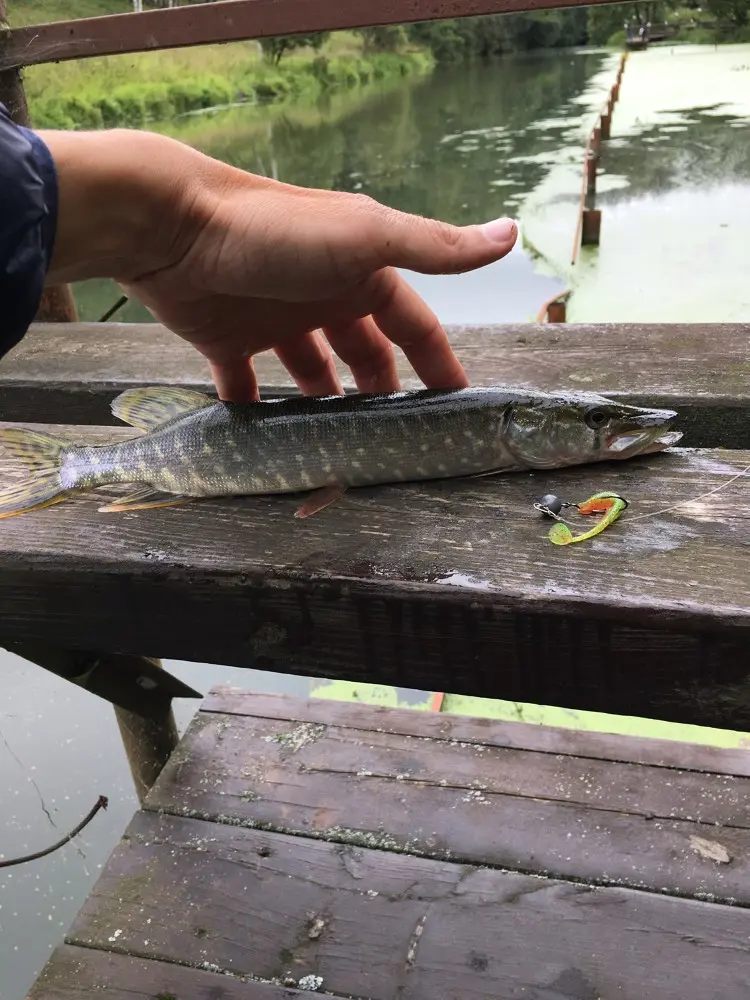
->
xmin=41 ymin=128 xmax=517 ymax=401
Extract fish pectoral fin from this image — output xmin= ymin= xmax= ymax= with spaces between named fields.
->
xmin=111 ymin=387 xmax=213 ymax=431
xmin=294 ymin=484 xmax=348 ymax=519
xmin=469 ymin=467 xmax=513 ymax=478
xmin=98 ymin=488 xmax=195 ymax=513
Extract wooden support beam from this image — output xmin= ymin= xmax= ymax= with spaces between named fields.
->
xmin=581 ymin=208 xmax=601 ymax=245
xmin=3 ymin=643 xmax=201 ymax=713
xmin=4 ymin=643 xmax=202 ymax=801
xmin=0 ymin=3 xmax=29 ymax=120
xmin=114 ymin=701 xmax=179 ymax=804
xmin=36 ymin=285 xmax=80 ymax=324
xmin=0 ymin=0 xmax=634 ymax=70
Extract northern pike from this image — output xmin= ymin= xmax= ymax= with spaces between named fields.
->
xmin=0 ymin=385 xmax=682 ymax=518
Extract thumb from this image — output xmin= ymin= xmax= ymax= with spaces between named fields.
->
xmin=366 ymin=206 xmax=518 ymax=275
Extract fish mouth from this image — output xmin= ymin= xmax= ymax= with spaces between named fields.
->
xmin=606 ymin=428 xmax=683 ymax=458
xmin=604 ymin=405 xmax=681 ymax=459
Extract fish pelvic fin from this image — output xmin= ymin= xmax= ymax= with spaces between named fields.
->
xmin=98 ymin=488 xmax=195 ymax=513
xmin=111 ymin=387 xmax=213 ymax=431
xmin=0 ymin=427 xmax=71 ymax=517
xmin=294 ymin=484 xmax=348 ymax=519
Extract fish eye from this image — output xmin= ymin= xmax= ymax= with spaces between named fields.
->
xmin=585 ymin=408 xmax=608 ymax=430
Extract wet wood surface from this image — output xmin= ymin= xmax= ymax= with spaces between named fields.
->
xmin=204 ymin=689 xmax=750 ymax=776
xmin=29 ymin=692 xmax=750 ymax=1000
xmin=28 ymin=945 xmax=343 ymax=1000
xmin=148 ymin=695 xmax=750 ymax=903
xmin=3 ymin=321 xmax=749 ymax=447
xmin=0 ymin=423 xmax=749 ymax=726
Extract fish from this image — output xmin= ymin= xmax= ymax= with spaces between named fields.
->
xmin=0 ymin=385 xmax=682 ymax=519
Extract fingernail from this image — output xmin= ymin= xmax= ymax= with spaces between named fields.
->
xmin=480 ymin=218 xmax=517 ymax=243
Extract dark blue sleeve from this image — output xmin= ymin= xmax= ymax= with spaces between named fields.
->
xmin=0 ymin=103 xmax=59 ymax=359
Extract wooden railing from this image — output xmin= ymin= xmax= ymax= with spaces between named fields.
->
xmin=1 ymin=0 xmax=621 ymax=70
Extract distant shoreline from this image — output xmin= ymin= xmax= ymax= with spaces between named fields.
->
xmin=26 ymin=48 xmax=435 ymax=131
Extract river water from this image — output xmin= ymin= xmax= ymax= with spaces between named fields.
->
xmin=4 ymin=45 xmax=750 ymax=998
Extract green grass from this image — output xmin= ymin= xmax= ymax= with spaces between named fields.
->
xmin=10 ymin=1 xmax=433 ymax=130
xmin=7 ymin=0 xmax=129 ymax=25
xmin=11 ymin=0 xmax=433 ymax=131
xmin=25 ymin=45 xmax=433 ymax=129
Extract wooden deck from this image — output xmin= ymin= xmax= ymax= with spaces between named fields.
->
xmin=5 ymin=319 xmax=750 ymax=996
xmin=28 ymin=689 xmax=750 ymax=999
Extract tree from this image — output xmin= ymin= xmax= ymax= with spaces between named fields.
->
xmin=260 ymin=32 xmax=330 ymax=65
xmin=587 ymin=1 xmax=669 ymax=44
xmin=355 ymin=26 xmax=408 ymax=52
xmin=704 ymin=0 xmax=749 ymax=27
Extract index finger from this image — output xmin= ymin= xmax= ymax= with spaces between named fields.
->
xmin=207 ymin=356 xmax=260 ymax=402
xmin=368 ymin=269 xmax=469 ymax=389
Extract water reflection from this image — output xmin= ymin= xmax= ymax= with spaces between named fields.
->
xmin=76 ymin=50 xmax=611 ymax=324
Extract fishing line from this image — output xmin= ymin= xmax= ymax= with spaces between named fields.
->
xmin=537 ymin=461 xmax=750 ymax=545
xmin=623 ymin=461 xmax=750 ymax=523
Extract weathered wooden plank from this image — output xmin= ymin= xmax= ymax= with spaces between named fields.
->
xmin=146 ymin=709 xmax=750 ymax=903
xmin=0 ymin=423 xmax=749 ymax=727
xmin=157 ymin=707 xmax=750 ymax=827
xmin=3 ymin=0 xmax=625 ymax=70
xmin=3 ymin=322 xmax=749 ymax=448
xmin=203 ymin=689 xmax=750 ymax=777
xmin=66 ymin=811 xmax=750 ymax=999
xmin=29 ymin=945 xmax=343 ymax=1000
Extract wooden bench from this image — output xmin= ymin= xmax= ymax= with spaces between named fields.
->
xmin=27 ymin=689 xmax=750 ymax=1000
xmin=1 ymin=322 xmax=749 ymax=731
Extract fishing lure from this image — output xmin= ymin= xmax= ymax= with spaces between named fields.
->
xmin=535 ymin=491 xmax=629 ymax=545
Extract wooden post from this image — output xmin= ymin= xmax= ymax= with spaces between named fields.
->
xmin=600 ymin=112 xmax=611 ymax=140
xmin=0 ymin=0 xmax=79 ymax=323
xmin=611 ymin=82 xmax=620 ymax=104
xmin=115 ymin=701 xmax=180 ymax=805
xmin=581 ymin=209 xmax=602 ymax=246
xmin=591 ymin=126 xmax=601 ymax=155
xmin=546 ymin=300 xmax=567 ymax=323
xmin=586 ymin=155 xmax=597 ymax=196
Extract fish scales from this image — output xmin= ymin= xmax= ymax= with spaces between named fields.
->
xmin=62 ymin=389 xmax=514 ymax=496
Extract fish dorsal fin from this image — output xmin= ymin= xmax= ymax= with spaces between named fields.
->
xmin=111 ymin=387 xmax=213 ymax=431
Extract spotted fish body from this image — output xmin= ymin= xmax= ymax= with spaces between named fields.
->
xmin=0 ymin=385 xmax=682 ymax=518
xmin=68 ymin=390 xmax=521 ymax=497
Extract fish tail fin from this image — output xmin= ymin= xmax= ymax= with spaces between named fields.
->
xmin=0 ymin=428 xmax=71 ymax=517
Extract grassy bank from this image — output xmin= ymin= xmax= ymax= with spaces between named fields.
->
xmin=9 ymin=2 xmax=432 ymax=130
xmin=23 ymin=40 xmax=433 ymax=129
xmin=7 ymin=0 xmax=127 ymax=23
